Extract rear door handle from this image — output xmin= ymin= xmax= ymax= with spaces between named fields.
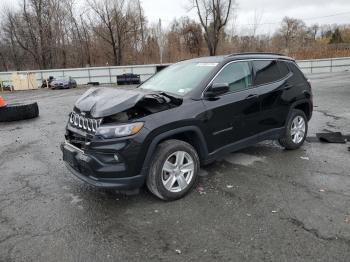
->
xmin=246 ymin=94 xmax=258 ymax=100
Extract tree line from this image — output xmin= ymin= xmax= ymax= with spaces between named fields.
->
xmin=0 ymin=0 xmax=350 ymax=71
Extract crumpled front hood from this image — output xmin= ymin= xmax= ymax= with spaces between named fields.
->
xmin=74 ymin=87 xmax=154 ymax=118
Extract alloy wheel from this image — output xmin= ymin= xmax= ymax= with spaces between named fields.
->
xmin=291 ymin=116 xmax=306 ymax=144
xmin=161 ymin=151 xmax=195 ymax=193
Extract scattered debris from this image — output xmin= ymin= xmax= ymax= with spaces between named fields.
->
xmin=316 ymin=132 xmax=346 ymax=144
xmin=197 ymin=186 xmax=204 ymax=191
xmin=307 ymin=132 xmax=350 ymax=144
xmin=345 ymin=216 xmax=350 ymax=224
xmin=197 ymin=186 xmax=206 ymax=195
xmin=175 ymin=249 xmax=182 ymax=254
xmin=300 ymin=156 xmax=310 ymax=160
xmin=67 ymin=193 xmax=83 ymax=205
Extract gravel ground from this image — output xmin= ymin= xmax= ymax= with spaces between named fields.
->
xmin=0 ymin=73 xmax=350 ymax=262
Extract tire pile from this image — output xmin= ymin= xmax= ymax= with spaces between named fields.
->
xmin=0 ymin=96 xmax=39 ymax=122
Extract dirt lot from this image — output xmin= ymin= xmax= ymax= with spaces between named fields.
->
xmin=1 ymin=73 xmax=350 ymax=262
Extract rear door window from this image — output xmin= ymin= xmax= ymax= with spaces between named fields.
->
xmin=212 ymin=62 xmax=252 ymax=93
xmin=253 ymin=60 xmax=280 ymax=85
xmin=288 ymin=62 xmax=306 ymax=81
xmin=253 ymin=60 xmax=290 ymax=86
xmin=277 ymin=61 xmax=290 ymax=78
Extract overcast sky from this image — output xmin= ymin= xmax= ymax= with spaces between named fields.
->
xmin=2 ymin=0 xmax=350 ymax=35
xmin=142 ymin=0 xmax=350 ymax=35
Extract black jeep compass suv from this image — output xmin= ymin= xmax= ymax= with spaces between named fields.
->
xmin=61 ymin=53 xmax=313 ymax=200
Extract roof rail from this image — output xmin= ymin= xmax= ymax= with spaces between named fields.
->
xmin=227 ymin=52 xmax=286 ymax=57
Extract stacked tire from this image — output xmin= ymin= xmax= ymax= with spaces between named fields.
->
xmin=0 ymin=102 xmax=39 ymax=122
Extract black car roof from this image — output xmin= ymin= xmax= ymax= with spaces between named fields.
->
xmin=183 ymin=55 xmax=227 ymax=63
xmin=184 ymin=53 xmax=294 ymax=63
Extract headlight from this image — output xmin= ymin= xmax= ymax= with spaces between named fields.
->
xmin=96 ymin=122 xmax=144 ymax=139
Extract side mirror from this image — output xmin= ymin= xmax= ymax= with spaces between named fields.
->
xmin=205 ymin=83 xmax=229 ymax=98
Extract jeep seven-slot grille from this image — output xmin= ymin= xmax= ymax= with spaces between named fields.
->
xmin=69 ymin=112 xmax=102 ymax=133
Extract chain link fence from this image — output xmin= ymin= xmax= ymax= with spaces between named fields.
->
xmin=1 ymin=57 xmax=349 ymax=89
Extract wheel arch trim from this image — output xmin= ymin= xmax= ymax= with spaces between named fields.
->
xmin=140 ymin=126 xmax=209 ymax=177
xmin=288 ymin=99 xmax=313 ymax=121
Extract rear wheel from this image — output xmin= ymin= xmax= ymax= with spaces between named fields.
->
xmin=147 ymin=139 xmax=199 ymax=201
xmin=278 ymin=109 xmax=307 ymax=150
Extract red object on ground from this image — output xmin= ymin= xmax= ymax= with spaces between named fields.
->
xmin=0 ymin=96 xmax=6 ymax=107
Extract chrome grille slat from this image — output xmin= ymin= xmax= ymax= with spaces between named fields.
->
xmin=87 ymin=119 xmax=92 ymax=131
xmin=69 ymin=112 xmax=102 ymax=133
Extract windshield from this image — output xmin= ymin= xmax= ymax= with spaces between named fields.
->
xmin=140 ymin=62 xmax=218 ymax=95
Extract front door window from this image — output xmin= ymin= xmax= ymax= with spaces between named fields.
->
xmin=212 ymin=62 xmax=252 ymax=93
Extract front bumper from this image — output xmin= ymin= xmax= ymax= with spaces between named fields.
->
xmin=61 ymin=141 xmax=145 ymax=189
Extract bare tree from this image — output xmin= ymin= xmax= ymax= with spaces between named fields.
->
xmin=155 ymin=19 xmax=166 ymax=64
xmin=191 ymin=0 xmax=235 ymax=55
xmin=3 ymin=0 xmax=62 ymax=69
xmin=250 ymin=10 xmax=263 ymax=38
xmin=181 ymin=18 xmax=203 ymax=56
xmin=278 ymin=17 xmax=307 ymax=52
xmin=87 ymin=0 xmax=139 ymax=66
xmin=309 ymin=24 xmax=319 ymax=41
xmin=1 ymin=9 xmax=23 ymax=71
xmin=136 ymin=0 xmax=145 ymax=47
xmin=126 ymin=0 xmax=147 ymax=64
xmin=88 ymin=0 xmax=119 ymax=65
xmin=80 ymin=14 xmax=93 ymax=66
xmin=0 ymin=50 xmax=9 ymax=71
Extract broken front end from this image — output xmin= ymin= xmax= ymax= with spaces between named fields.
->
xmin=61 ymin=87 xmax=182 ymax=189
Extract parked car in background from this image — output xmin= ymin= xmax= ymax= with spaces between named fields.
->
xmin=50 ymin=76 xmax=77 ymax=89
xmin=62 ymin=53 xmax=313 ymax=201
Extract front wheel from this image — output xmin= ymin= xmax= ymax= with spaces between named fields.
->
xmin=146 ymin=139 xmax=200 ymax=201
xmin=278 ymin=109 xmax=308 ymax=150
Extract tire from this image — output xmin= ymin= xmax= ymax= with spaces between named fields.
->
xmin=146 ymin=139 xmax=200 ymax=201
xmin=0 ymin=102 xmax=39 ymax=122
xmin=278 ymin=109 xmax=308 ymax=150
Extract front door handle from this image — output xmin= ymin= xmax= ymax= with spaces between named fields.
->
xmin=246 ymin=94 xmax=258 ymax=100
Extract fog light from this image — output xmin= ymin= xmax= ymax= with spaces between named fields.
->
xmin=114 ymin=154 xmax=120 ymax=162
